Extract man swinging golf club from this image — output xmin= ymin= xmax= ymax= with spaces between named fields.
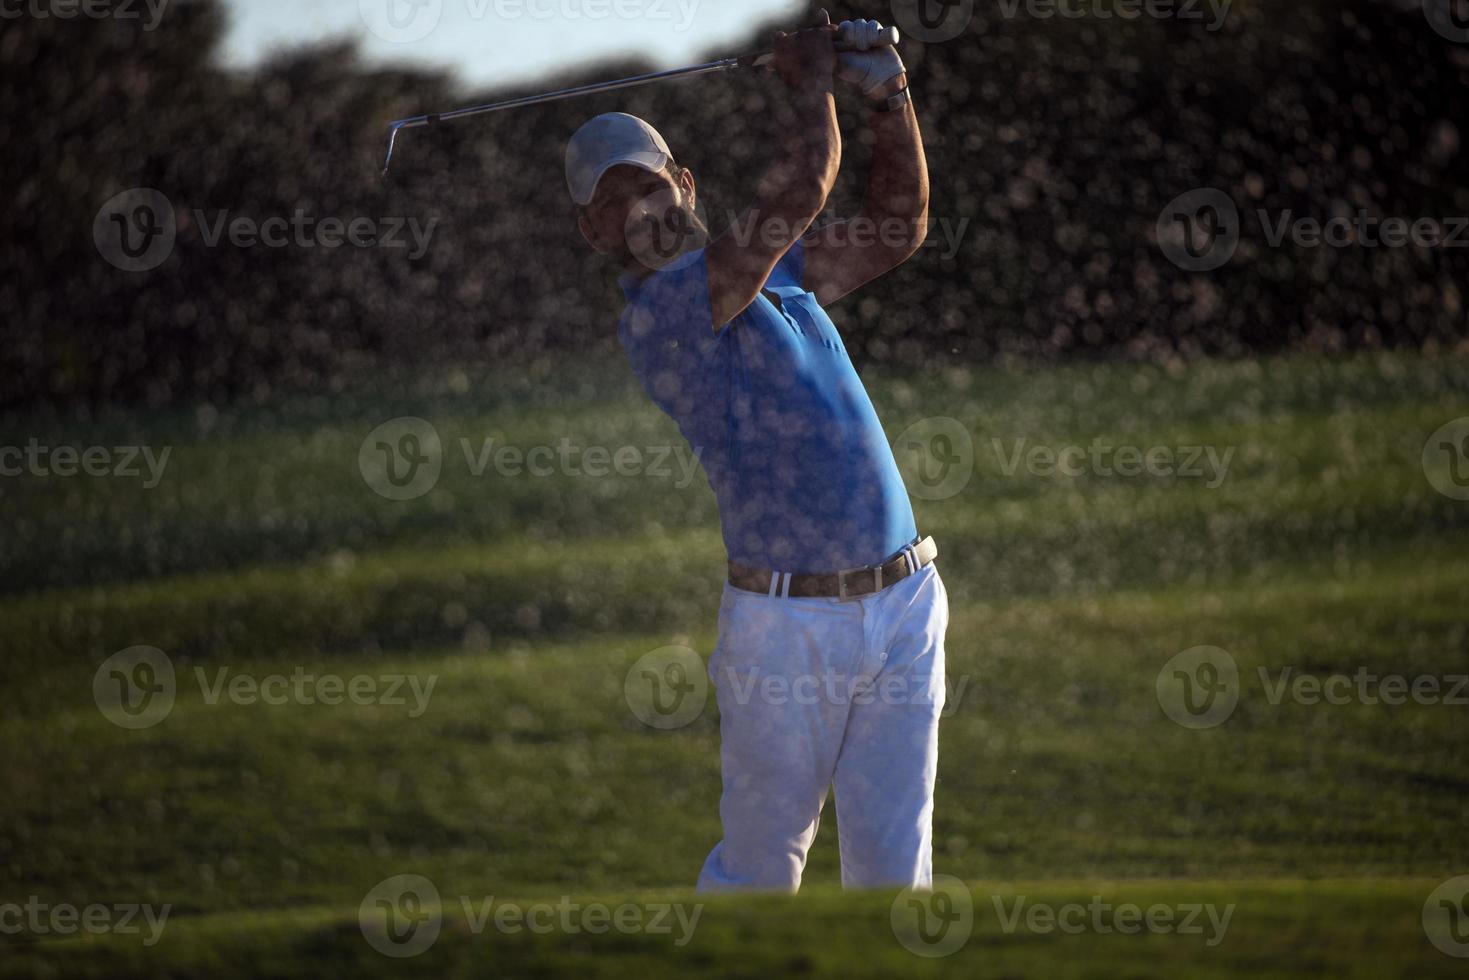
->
xmin=567 ymin=13 xmax=947 ymax=892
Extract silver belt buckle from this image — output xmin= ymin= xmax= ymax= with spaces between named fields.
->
xmin=836 ymin=563 xmax=882 ymax=601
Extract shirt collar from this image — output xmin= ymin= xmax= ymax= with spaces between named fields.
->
xmin=617 ymin=246 xmax=707 ymax=299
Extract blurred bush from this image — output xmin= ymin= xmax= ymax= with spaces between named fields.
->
xmin=2 ymin=0 xmax=1466 ymax=408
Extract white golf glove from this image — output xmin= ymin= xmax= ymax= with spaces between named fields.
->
xmin=835 ymin=19 xmax=905 ymax=97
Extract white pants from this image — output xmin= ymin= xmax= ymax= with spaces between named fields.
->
xmin=696 ymin=562 xmax=949 ymax=892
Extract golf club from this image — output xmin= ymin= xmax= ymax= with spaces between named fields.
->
xmin=378 ymin=21 xmax=900 ymax=178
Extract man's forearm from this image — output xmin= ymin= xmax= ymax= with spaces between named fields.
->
xmin=860 ymin=78 xmax=929 ymax=249
xmin=759 ymin=87 xmax=841 ymax=236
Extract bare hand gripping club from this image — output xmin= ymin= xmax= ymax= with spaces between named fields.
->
xmin=378 ymin=21 xmax=900 ymax=178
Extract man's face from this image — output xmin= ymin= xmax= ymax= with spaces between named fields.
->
xmin=578 ymin=163 xmax=704 ymax=271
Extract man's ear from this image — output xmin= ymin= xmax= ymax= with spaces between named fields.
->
xmin=676 ymin=166 xmax=696 ymax=210
xmin=577 ymin=211 xmax=612 ymax=254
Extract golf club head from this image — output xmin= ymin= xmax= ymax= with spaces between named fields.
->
xmin=380 ymin=121 xmax=405 ymax=180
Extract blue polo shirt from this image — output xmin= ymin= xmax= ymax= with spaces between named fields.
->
xmin=617 ymin=240 xmax=917 ymax=573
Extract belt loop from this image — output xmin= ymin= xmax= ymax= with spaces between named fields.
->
xmin=767 ymin=571 xmax=781 ymax=598
xmin=780 ymin=573 xmax=792 ymax=598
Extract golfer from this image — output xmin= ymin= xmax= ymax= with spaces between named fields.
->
xmin=566 ymin=15 xmax=947 ymax=893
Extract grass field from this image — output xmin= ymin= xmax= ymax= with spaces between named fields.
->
xmin=2 ymin=352 xmax=1467 ymax=977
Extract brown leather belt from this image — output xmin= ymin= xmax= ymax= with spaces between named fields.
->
xmin=728 ymin=536 xmax=938 ymax=600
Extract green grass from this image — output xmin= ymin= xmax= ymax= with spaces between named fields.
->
xmin=2 ymin=880 xmax=1458 ymax=979
xmin=1 ymin=351 xmax=1467 ymax=976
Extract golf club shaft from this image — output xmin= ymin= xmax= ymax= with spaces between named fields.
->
xmin=381 ymin=58 xmax=742 ymax=177
xmin=380 ymin=24 xmax=899 ymax=176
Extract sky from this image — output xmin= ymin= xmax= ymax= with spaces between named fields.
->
xmin=219 ymin=0 xmax=805 ymax=90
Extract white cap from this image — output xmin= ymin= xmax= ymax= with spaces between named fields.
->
xmin=565 ymin=112 xmax=672 ymax=207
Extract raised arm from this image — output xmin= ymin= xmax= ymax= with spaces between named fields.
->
xmin=704 ymin=18 xmax=841 ymax=330
xmin=802 ymin=39 xmax=929 ymax=306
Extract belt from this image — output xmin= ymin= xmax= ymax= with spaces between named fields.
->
xmin=728 ymin=536 xmax=938 ymax=600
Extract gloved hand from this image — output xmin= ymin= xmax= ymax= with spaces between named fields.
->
xmin=835 ymin=19 xmax=905 ymax=97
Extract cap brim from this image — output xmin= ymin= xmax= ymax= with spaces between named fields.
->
xmin=572 ymin=149 xmax=669 ymax=207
